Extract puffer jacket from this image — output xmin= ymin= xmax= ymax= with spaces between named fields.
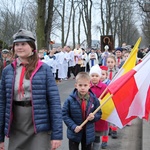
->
xmin=62 ymin=89 xmax=101 ymax=145
xmin=0 ymin=59 xmax=63 ymax=142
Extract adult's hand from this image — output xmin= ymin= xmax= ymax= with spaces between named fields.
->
xmin=0 ymin=142 xmax=4 ymax=150
xmin=50 ymin=140 xmax=62 ymax=150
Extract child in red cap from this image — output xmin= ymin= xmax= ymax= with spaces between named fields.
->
xmin=100 ymin=65 xmax=111 ymax=85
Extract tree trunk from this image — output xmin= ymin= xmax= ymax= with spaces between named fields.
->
xmin=45 ymin=0 xmax=54 ymax=50
xmin=100 ymin=0 xmax=105 ymax=35
xmin=36 ymin=0 xmax=46 ymax=50
xmin=83 ymin=0 xmax=92 ymax=48
xmin=72 ymin=5 xmax=75 ymax=48
xmin=77 ymin=10 xmax=82 ymax=45
xmin=61 ymin=0 xmax=65 ymax=47
xmin=64 ymin=0 xmax=73 ymax=46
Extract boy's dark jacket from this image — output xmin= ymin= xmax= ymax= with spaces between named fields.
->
xmin=62 ymin=88 xmax=101 ymax=145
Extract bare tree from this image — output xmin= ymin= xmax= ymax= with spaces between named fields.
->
xmin=0 ymin=0 xmax=30 ymax=46
xmin=137 ymin=0 xmax=150 ymax=12
xmin=23 ymin=1 xmax=37 ymax=32
xmin=45 ymin=0 xmax=55 ymax=49
xmin=36 ymin=0 xmax=46 ymax=50
xmin=54 ymin=0 xmax=73 ymax=47
xmin=77 ymin=8 xmax=82 ymax=46
xmin=81 ymin=0 xmax=92 ymax=48
xmin=70 ymin=0 xmax=82 ymax=48
xmin=36 ymin=0 xmax=55 ymax=50
xmin=95 ymin=0 xmax=120 ymax=46
xmin=95 ymin=0 xmax=140 ymax=47
xmin=137 ymin=0 xmax=150 ymax=45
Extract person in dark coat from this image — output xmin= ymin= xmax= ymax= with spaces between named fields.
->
xmin=0 ymin=29 xmax=62 ymax=150
xmin=62 ymin=72 xmax=101 ymax=150
xmin=0 ymin=49 xmax=12 ymax=79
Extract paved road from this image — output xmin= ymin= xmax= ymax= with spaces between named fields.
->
xmin=4 ymin=78 xmax=142 ymax=150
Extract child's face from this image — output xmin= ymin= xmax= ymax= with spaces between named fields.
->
xmin=106 ymin=57 xmax=116 ymax=69
xmin=115 ymin=51 xmax=122 ymax=58
xmin=101 ymin=70 xmax=107 ymax=82
xmin=90 ymin=73 xmax=101 ymax=84
xmin=38 ymin=50 xmax=44 ymax=58
xmin=123 ymin=53 xmax=129 ymax=60
xmin=2 ymin=53 xmax=8 ymax=58
xmin=75 ymin=79 xmax=90 ymax=97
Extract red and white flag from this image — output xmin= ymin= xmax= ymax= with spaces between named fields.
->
xmin=101 ymin=52 xmax=150 ymax=128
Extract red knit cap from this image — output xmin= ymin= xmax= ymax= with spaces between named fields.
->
xmin=100 ymin=65 xmax=108 ymax=71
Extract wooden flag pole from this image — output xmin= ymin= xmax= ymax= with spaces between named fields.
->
xmin=80 ymin=94 xmax=113 ymax=128
xmin=98 ymin=87 xmax=108 ymax=99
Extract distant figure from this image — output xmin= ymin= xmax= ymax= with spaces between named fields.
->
xmin=101 ymin=45 xmax=110 ymax=66
xmin=0 ymin=49 xmax=12 ymax=79
xmin=74 ymin=44 xmax=82 ymax=76
xmin=80 ymin=48 xmax=88 ymax=72
xmin=115 ymin=47 xmax=123 ymax=69
xmin=88 ymin=48 xmax=98 ymax=69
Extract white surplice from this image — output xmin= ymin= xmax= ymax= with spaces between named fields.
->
xmin=57 ymin=51 xmax=69 ymax=79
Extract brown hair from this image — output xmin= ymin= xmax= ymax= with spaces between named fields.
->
xmin=12 ymin=41 xmax=39 ymax=79
xmin=75 ymin=72 xmax=90 ymax=83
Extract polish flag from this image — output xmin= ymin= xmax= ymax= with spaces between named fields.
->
xmin=100 ymin=52 xmax=150 ymax=128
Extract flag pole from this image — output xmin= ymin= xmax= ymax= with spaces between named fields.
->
xmin=80 ymin=94 xmax=113 ymax=128
xmin=98 ymin=87 xmax=108 ymax=99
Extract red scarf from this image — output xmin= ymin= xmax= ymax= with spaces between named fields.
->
xmin=81 ymin=99 xmax=86 ymax=120
xmin=18 ymin=65 xmax=26 ymax=100
xmin=3 ymin=60 xmax=6 ymax=68
xmin=109 ymin=70 xmax=113 ymax=80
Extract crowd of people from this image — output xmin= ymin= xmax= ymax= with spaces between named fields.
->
xmin=0 ymin=28 xmax=150 ymax=150
xmin=37 ymin=40 xmax=149 ymax=150
xmin=36 ymin=41 xmax=149 ymax=83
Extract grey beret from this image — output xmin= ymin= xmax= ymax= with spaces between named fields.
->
xmin=13 ymin=29 xmax=35 ymax=43
xmin=2 ymin=49 xmax=9 ymax=54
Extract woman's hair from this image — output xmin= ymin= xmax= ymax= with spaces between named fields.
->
xmin=75 ymin=72 xmax=90 ymax=83
xmin=12 ymin=41 xmax=39 ymax=79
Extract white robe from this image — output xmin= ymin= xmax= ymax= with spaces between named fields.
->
xmin=57 ymin=51 xmax=69 ymax=79
xmin=68 ymin=50 xmax=75 ymax=67
xmin=81 ymin=53 xmax=88 ymax=68
xmin=88 ymin=52 xmax=98 ymax=69
xmin=42 ymin=55 xmax=57 ymax=73
xmin=74 ymin=48 xmax=82 ymax=65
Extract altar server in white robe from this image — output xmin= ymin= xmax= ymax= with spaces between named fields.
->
xmin=88 ymin=48 xmax=98 ymax=69
xmin=68 ymin=47 xmax=75 ymax=78
xmin=42 ymin=49 xmax=57 ymax=77
xmin=58 ymin=46 xmax=70 ymax=80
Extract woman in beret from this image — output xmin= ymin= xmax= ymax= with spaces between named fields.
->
xmin=0 ymin=29 xmax=62 ymax=150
